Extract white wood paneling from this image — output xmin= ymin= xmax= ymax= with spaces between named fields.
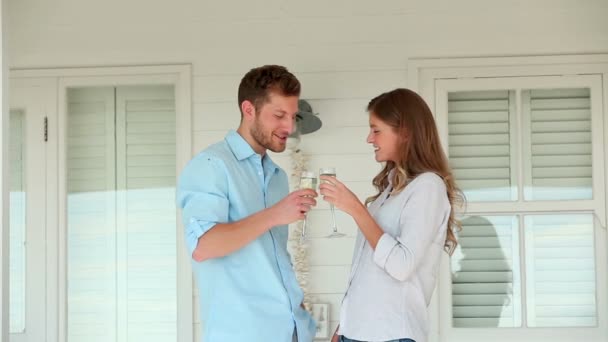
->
xmin=192 ymin=70 xmax=406 ymax=103
xmin=0 ymin=0 xmax=6 ymax=336
xmin=6 ymin=1 xmax=608 ymax=342
xmin=8 ymin=1 xmax=608 ymax=73
xmin=192 ymin=98 xmax=370 ymax=132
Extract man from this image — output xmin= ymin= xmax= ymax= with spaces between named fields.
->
xmin=177 ymin=65 xmax=317 ymax=342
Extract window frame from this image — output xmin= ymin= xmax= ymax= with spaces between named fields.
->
xmin=435 ymin=75 xmax=605 ymax=217
xmin=408 ymin=55 xmax=608 ymax=342
xmin=6 ymin=78 xmax=53 ymax=342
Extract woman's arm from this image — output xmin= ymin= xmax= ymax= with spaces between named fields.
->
xmin=372 ymin=178 xmax=449 ymax=281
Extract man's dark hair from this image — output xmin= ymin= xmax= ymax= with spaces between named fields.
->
xmin=237 ymin=65 xmax=301 ymax=115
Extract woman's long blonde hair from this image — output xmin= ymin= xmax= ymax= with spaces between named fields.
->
xmin=365 ymin=88 xmax=464 ymax=255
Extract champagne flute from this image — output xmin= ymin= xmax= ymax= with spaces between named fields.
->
xmin=299 ymin=171 xmax=317 ymax=241
xmin=319 ymin=167 xmax=346 ymax=238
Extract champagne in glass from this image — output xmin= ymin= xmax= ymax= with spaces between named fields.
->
xmin=319 ymin=167 xmax=345 ymax=238
xmin=299 ymin=171 xmax=317 ymax=241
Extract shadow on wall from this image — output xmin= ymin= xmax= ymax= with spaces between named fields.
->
xmin=452 ymin=215 xmax=512 ymax=328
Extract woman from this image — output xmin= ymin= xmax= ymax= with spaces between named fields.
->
xmin=321 ymin=88 xmax=463 ymax=342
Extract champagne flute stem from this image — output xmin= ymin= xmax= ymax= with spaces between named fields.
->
xmin=330 ymin=204 xmax=337 ymax=232
xmin=301 ymin=217 xmax=308 ymax=239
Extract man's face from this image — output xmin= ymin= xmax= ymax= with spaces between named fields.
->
xmin=250 ymin=92 xmax=299 ymax=153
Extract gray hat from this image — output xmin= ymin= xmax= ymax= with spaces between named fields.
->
xmin=296 ymin=100 xmax=322 ymax=134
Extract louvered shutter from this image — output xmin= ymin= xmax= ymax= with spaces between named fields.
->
xmin=66 ymin=86 xmax=177 ymax=341
xmin=447 ymin=91 xmax=515 ymax=202
xmin=525 ymin=89 xmax=592 ymax=200
xmin=116 ymin=85 xmax=177 ymax=340
xmin=451 ymin=215 xmax=521 ymax=327
xmin=67 ymin=87 xmax=117 ymax=341
xmin=445 ymin=82 xmax=600 ymax=329
xmin=524 ymin=214 xmax=596 ymax=327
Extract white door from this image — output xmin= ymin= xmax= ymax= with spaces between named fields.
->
xmin=8 ymin=78 xmax=54 ymax=342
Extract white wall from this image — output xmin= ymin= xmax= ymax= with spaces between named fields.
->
xmin=7 ymin=0 xmax=608 ymax=341
xmin=1 ymin=0 xmax=9 ymax=340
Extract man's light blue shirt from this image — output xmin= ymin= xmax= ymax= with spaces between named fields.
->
xmin=177 ymin=130 xmax=316 ymax=342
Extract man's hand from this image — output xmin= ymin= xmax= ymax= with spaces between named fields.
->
xmin=269 ymin=188 xmax=317 ymax=226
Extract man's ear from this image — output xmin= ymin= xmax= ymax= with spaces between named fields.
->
xmin=241 ymin=100 xmax=256 ymax=121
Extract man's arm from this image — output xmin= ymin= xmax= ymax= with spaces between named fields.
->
xmin=192 ymin=205 xmax=270 ymax=262
xmin=177 ymin=155 xmax=317 ymax=262
xmin=192 ymin=206 xmax=278 ymax=262
xmin=192 ymin=189 xmax=317 ymax=262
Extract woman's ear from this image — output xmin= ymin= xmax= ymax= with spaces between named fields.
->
xmin=400 ymin=129 xmax=410 ymax=143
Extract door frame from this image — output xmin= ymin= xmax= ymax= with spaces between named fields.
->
xmin=8 ymin=77 xmax=56 ymax=342
xmin=10 ymin=65 xmax=193 ymax=342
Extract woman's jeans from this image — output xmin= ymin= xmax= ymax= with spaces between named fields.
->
xmin=339 ymin=336 xmax=415 ymax=342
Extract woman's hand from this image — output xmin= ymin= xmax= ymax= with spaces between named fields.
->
xmin=330 ymin=324 xmax=340 ymax=342
xmin=318 ymin=175 xmax=364 ymax=217
xmin=320 ymin=176 xmax=384 ymax=249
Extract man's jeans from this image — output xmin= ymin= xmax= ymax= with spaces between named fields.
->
xmin=339 ymin=336 xmax=415 ymax=342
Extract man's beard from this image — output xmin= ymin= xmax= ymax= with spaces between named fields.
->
xmin=250 ymin=118 xmax=286 ymax=153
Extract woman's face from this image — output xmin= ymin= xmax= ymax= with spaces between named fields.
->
xmin=366 ymin=113 xmax=401 ymax=163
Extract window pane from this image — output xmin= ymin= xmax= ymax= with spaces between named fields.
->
xmin=67 ymin=87 xmax=117 ymax=341
xmin=451 ymin=215 xmax=522 ymax=327
xmin=524 ymin=214 xmax=596 ymax=327
xmin=448 ymin=91 xmax=516 ymax=202
xmin=525 ymin=88 xmax=592 ymax=200
xmin=9 ymin=110 xmax=26 ymax=333
xmin=67 ymin=86 xmax=177 ymax=341
xmin=118 ymin=86 xmax=177 ymax=340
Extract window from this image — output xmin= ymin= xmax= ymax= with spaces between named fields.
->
xmin=9 ymin=110 xmax=26 ymax=334
xmin=410 ymin=55 xmax=608 ymax=342
xmin=66 ymin=86 xmax=178 ymax=342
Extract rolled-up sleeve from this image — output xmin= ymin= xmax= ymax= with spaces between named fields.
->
xmin=373 ymin=179 xmax=448 ymax=281
xmin=176 ymin=154 xmax=229 ymax=256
